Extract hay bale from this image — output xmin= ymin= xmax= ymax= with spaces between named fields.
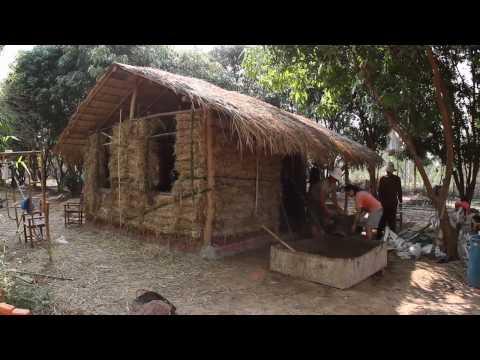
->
xmin=212 ymin=130 xmax=281 ymax=239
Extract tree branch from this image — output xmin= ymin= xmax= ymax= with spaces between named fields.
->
xmin=359 ymin=60 xmax=435 ymax=202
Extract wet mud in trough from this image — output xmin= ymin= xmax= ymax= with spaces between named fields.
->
xmin=295 ymin=214 xmax=381 ymax=258
xmin=294 ymin=237 xmax=381 ymax=258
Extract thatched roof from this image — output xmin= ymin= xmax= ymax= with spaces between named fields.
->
xmin=56 ymin=63 xmax=382 ymax=166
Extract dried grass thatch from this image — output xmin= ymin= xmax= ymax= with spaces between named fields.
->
xmin=56 ymin=63 xmax=382 ymax=166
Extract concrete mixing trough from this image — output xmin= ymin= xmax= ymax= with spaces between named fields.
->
xmin=270 ymin=215 xmax=388 ymax=289
xmin=270 ymin=238 xmax=387 ymax=289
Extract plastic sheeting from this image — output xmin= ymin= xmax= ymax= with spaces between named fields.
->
xmin=383 ymin=226 xmax=446 ymax=260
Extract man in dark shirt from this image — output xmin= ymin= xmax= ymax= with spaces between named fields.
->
xmin=308 ymin=167 xmax=344 ymax=239
xmin=378 ymin=161 xmax=402 ymax=235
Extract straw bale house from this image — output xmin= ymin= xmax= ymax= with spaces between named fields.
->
xmin=56 ymin=63 xmax=381 ymax=258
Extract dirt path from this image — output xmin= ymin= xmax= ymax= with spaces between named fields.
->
xmin=2 ymin=195 xmax=480 ymax=315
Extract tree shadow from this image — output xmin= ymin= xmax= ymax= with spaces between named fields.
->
xmin=221 ymin=247 xmax=480 ymax=315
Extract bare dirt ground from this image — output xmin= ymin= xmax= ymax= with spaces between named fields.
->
xmin=1 ymin=193 xmax=480 ymax=315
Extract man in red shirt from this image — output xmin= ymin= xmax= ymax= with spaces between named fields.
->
xmin=455 ymin=196 xmax=470 ymax=215
xmin=345 ymin=184 xmax=383 ymax=241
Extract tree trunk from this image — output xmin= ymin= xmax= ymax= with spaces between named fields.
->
xmin=359 ymin=47 xmax=458 ymax=259
xmin=426 ymin=47 xmax=457 ymax=259
xmin=51 ymin=155 xmax=66 ymax=192
xmin=452 ymin=159 xmax=479 ymax=203
xmin=427 ymin=48 xmax=455 ymax=207
xmin=453 ymin=171 xmax=464 ymax=199
xmin=41 ymin=150 xmax=48 ymax=192
xmin=440 ymin=214 xmax=457 ymax=257
xmin=413 ymin=163 xmax=417 ymax=192
xmin=466 ymin=159 xmax=480 ymax=202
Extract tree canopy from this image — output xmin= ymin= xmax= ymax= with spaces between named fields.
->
xmin=0 ymin=45 xmax=243 ymax=150
xmin=244 ymin=45 xmax=466 ymax=258
xmin=0 ymin=45 xmax=253 ymax=190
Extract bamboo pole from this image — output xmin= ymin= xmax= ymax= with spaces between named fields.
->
xmin=148 ymin=132 xmax=177 ymax=139
xmin=134 ymin=109 xmax=200 ymax=122
xmin=130 ymin=83 xmax=137 ymax=120
xmin=255 ymin=154 xmax=259 ymax=215
xmin=343 ymin=165 xmax=349 ymax=214
xmin=203 ymin=110 xmax=215 ymax=246
xmin=101 ymin=132 xmax=113 ymax=139
xmin=118 ymin=109 xmax=122 ymax=228
xmin=190 ymin=106 xmax=195 ymax=210
xmin=190 ymin=105 xmax=196 ymax=245
xmin=93 ymin=109 xmax=197 ymax=136
xmin=261 ymin=225 xmax=296 ymax=252
xmin=40 ymin=150 xmax=52 ymax=262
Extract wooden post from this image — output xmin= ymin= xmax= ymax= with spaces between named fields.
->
xmin=344 ymin=165 xmax=349 ymax=214
xmin=27 ymin=155 xmax=32 ymax=200
xmin=190 ymin=106 xmax=195 ymax=209
xmin=255 ymin=154 xmax=259 ymax=215
xmin=40 ymin=150 xmax=52 ymax=262
xmin=118 ymin=109 xmax=122 ymax=228
xmin=203 ymin=110 xmax=215 ymax=246
xmin=130 ymin=83 xmax=137 ymax=120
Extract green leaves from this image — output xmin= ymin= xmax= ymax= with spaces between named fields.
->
xmin=381 ymin=93 xmax=400 ymax=110
xmin=14 ymin=155 xmax=31 ymax=178
xmin=1 ymin=45 xmax=239 ymax=152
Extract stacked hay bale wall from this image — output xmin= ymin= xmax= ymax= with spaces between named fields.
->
xmin=211 ymin=128 xmax=282 ymax=246
xmin=83 ymin=111 xmax=207 ymax=246
xmin=82 ymin=110 xmax=282 ymax=250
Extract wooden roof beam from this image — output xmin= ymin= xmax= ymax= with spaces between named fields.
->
xmin=99 ymin=86 xmax=132 ymax=96
xmin=80 ymin=65 xmax=118 ymax=109
xmin=63 ymin=142 xmax=86 ymax=147
xmin=77 ymin=114 xmax=103 ymax=121
xmin=96 ymin=78 xmax=144 ymax=130
xmin=139 ymin=88 xmax=170 ymax=116
xmin=105 ymin=77 xmax=138 ymax=89
xmin=89 ymin=99 xmax=120 ymax=109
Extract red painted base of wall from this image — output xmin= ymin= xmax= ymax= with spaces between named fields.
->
xmin=201 ymin=235 xmax=273 ymax=259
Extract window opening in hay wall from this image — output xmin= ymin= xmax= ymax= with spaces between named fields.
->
xmin=147 ymin=116 xmax=177 ymax=193
xmin=98 ymin=131 xmax=112 ymax=189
